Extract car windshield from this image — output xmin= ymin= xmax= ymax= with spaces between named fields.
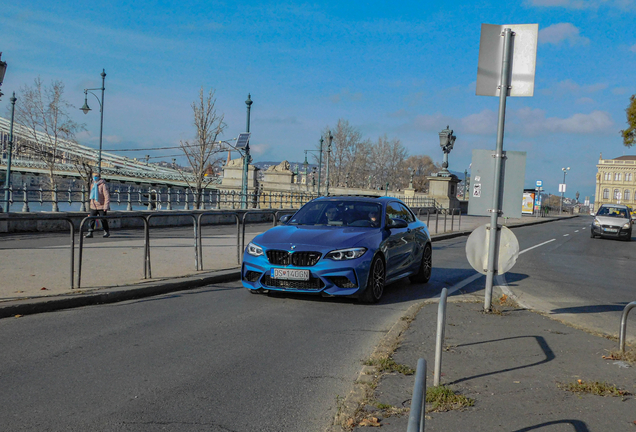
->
xmin=288 ymin=201 xmax=383 ymax=227
xmin=597 ymin=207 xmax=628 ymax=218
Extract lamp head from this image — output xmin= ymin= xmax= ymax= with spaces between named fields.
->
xmin=80 ymin=92 xmax=91 ymax=114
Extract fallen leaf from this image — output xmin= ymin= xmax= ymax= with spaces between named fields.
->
xmin=40 ymin=287 xmax=48 ymax=290
xmin=14 ymin=315 xmax=22 ymax=318
xmin=14 ymin=290 xmax=24 ymax=293
xmin=359 ymin=417 xmax=381 ymax=427
xmin=577 ymin=379 xmax=582 ymax=384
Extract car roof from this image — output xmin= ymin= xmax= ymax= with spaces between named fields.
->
xmin=313 ymin=195 xmax=399 ymax=203
xmin=599 ymin=204 xmax=629 ymax=209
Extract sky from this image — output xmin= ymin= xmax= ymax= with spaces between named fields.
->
xmin=1 ymin=0 xmax=636 ymax=201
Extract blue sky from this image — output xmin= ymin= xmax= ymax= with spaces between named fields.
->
xmin=2 ymin=0 xmax=636 ymax=201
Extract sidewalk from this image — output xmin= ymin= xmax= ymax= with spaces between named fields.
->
xmin=342 ymin=296 xmax=636 ymax=431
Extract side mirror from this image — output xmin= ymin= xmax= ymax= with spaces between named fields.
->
xmin=279 ymin=214 xmax=292 ymax=224
xmin=388 ymin=218 xmax=408 ymax=229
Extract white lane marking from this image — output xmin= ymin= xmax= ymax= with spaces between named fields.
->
xmin=582 ymin=227 xmax=586 ymax=230
xmin=563 ymin=234 xmax=569 ymax=237
xmin=438 ymin=238 xmax=556 ymax=299
xmin=519 ymin=238 xmax=555 ymax=255
xmin=574 ymin=230 xmax=579 ymax=233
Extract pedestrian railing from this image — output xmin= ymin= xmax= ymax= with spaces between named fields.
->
xmin=196 ymin=212 xmax=241 ymax=268
xmin=416 ymin=208 xmax=461 ymax=234
xmin=0 ymin=214 xmax=76 ymax=289
xmin=619 ymin=301 xmax=636 ymax=353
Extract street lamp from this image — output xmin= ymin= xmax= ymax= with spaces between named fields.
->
xmin=438 ymin=125 xmax=456 ymax=176
xmin=242 ymin=94 xmax=253 ymax=209
xmin=0 ymin=52 xmax=7 ymax=100
xmin=325 ymin=131 xmax=333 ymax=196
xmin=80 ymin=69 xmax=106 ymax=175
xmin=303 ymin=152 xmax=309 ymax=191
xmin=3 ymin=92 xmax=16 ymax=212
xmin=560 ymin=167 xmax=570 ymax=214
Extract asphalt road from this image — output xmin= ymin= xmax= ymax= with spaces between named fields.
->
xmin=1 ymin=216 xmax=633 ymax=431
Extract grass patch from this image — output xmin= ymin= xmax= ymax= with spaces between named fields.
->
xmin=603 ymin=349 xmax=636 ymax=364
xmin=364 ymin=357 xmax=415 ymax=375
xmin=558 ymin=380 xmax=631 ymax=397
xmin=425 ymin=385 xmax=475 ymax=412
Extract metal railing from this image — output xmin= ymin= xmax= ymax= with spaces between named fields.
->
xmin=619 ymin=301 xmax=636 ymax=353
xmin=416 ymin=208 xmax=461 ymax=234
xmin=407 ymin=358 xmax=427 ymax=432
xmin=196 ymin=212 xmax=241 ymax=269
xmin=0 ymin=214 xmax=75 ymax=289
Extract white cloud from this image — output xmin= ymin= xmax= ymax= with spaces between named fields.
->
xmin=539 ymin=23 xmax=590 ymax=46
xmin=527 ymin=0 xmax=635 ymax=10
xmin=576 ymin=97 xmax=595 ymax=104
xmin=612 ymin=87 xmax=629 ymax=95
xmin=461 ymin=110 xmax=498 ymax=135
xmin=412 ymin=113 xmax=455 ymax=132
xmin=250 ymin=143 xmax=270 ymax=156
xmin=513 ymin=107 xmax=613 ymax=134
xmin=329 ymin=89 xmax=363 ymax=104
xmin=542 ymin=79 xmax=608 ymax=96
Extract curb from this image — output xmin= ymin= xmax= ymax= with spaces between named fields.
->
xmin=0 ymin=268 xmax=241 ymax=319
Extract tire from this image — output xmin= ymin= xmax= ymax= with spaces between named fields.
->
xmin=409 ymin=243 xmax=432 ymax=284
xmin=360 ymin=256 xmax=385 ymax=303
xmin=590 ymin=229 xmax=595 ymax=239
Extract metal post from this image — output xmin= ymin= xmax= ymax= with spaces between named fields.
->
xmin=21 ymin=183 xmax=29 ymax=212
xmin=98 ymin=70 xmax=106 ymax=176
xmin=167 ymin=187 xmax=172 ymax=210
xmin=52 ymin=184 xmax=59 ymax=212
xmin=484 ymin=28 xmax=513 ymax=312
xmin=619 ymin=301 xmax=636 ymax=354
xmin=318 ymin=137 xmax=323 ymax=196
xmin=3 ymin=92 xmax=16 ymax=213
xmin=242 ymin=94 xmax=252 ymax=210
xmin=325 ymin=132 xmax=332 ymax=196
xmin=407 ymin=358 xmax=427 ymax=432
xmin=434 ymin=287 xmax=448 ymax=386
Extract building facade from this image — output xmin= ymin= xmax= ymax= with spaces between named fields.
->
xmin=594 ymin=154 xmax=636 ymax=212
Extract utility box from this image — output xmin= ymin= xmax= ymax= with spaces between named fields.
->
xmin=468 ymin=149 xmax=526 ymax=218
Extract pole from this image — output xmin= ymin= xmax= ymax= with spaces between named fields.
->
xmin=3 ymin=92 xmax=16 ymax=212
xmin=97 ymin=69 xmax=106 ymax=176
xmin=484 ymin=28 xmax=513 ymax=312
xmin=560 ymin=171 xmax=566 ymax=215
xmin=317 ymin=137 xmax=323 ymax=196
xmin=242 ymin=94 xmax=252 ymax=209
xmin=325 ymin=132 xmax=332 ymax=196
xmin=464 ymin=169 xmax=468 ymax=200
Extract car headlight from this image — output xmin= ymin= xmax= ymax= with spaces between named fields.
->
xmin=325 ymin=247 xmax=367 ymax=260
xmin=593 ymin=219 xmax=601 ymax=227
xmin=246 ymin=242 xmax=264 ymax=257
xmin=623 ymin=223 xmax=631 ymax=229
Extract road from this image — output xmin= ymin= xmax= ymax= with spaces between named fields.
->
xmin=1 ymin=216 xmax=633 ymax=431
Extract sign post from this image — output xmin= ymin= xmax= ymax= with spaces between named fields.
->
xmin=476 ymin=23 xmax=538 ymax=311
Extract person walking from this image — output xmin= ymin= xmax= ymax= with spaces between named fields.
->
xmin=86 ymin=172 xmax=111 ymax=238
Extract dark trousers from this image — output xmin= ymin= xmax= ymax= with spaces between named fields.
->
xmin=88 ymin=209 xmax=109 ymax=233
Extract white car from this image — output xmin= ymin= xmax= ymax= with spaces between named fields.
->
xmin=591 ymin=204 xmax=632 ymax=241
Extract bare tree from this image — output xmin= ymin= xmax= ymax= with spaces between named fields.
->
xmin=402 ymin=155 xmax=440 ymax=192
xmin=14 ymin=77 xmax=82 ymax=195
xmin=371 ymin=135 xmax=408 ymax=189
xmin=179 ymin=87 xmax=226 ymax=208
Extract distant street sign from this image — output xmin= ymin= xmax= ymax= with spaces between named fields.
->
xmin=236 ymin=133 xmax=251 ymax=149
xmin=536 ymin=180 xmax=542 ymax=187
xmin=476 ymin=23 xmax=539 ymax=97
xmin=559 ymin=183 xmax=566 ymax=193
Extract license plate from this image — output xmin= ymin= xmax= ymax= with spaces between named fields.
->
xmin=271 ymin=268 xmax=310 ymax=281
xmin=604 ymin=228 xmax=618 ymax=233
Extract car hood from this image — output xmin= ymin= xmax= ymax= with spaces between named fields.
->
xmin=252 ymin=225 xmax=379 ymax=250
xmin=595 ymin=215 xmax=631 ymax=225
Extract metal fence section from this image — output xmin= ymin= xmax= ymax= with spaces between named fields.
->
xmin=239 ymin=210 xmax=297 ymax=264
xmin=407 ymin=358 xmax=427 ymax=432
xmin=77 ymin=214 xmax=151 ymax=289
xmin=619 ymin=301 xmax=636 ymax=353
xmin=196 ymin=212 xmax=241 ymax=269
xmin=0 ymin=214 xmax=76 ymax=289
xmin=146 ymin=212 xmax=199 ymax=271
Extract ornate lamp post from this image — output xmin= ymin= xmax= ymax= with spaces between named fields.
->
xmin=325 ymin=131 xmax=333 ymax=196
xmin=81 ymin=69 xmax=106 ymax=175
xmin=0 ymin=53 xmax=7 ymax=100
xmin=242 ymin=94 xmax=253 ymax=209
xmin=437 ymin=125 xmax=456 ymax=177
xmin=560 ymin=167 xmax=570 ymax=214
xmin=3 ymin=92 xmax=16 ymax=212
xmin=303 ymin=152 xmax=309 ymax=191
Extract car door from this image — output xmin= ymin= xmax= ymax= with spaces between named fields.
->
xmin=383 ymin=202 xmax=415 ymax=279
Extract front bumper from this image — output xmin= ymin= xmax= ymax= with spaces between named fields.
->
xmin=241 ymin=252 xmax=373 ymax=297
xmin=591 ymin=224 xmax=632 ymax=238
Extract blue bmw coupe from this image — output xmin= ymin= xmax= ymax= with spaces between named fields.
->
xmin=241 ymin=196 xmax=432 ymax=303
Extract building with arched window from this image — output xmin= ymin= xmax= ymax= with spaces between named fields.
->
xmin=594 ymin=154 xmax=636 ymax=212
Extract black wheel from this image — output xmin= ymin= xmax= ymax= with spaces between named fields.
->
xmin=590 ymin=229 xmax=595 ymax=239
xmin=360 ymin=256 xmax=385 ymax=303
xmin=625 ymin=231 xmax=632 ymax=242
xmin=409 ymin=243 xmax=432 ymax=284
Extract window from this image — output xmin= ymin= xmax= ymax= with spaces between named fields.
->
xmin=614 ymin=189 xmax=621 ymax=200
xmin=603 ymin=189 xmax=609 ymax=199
xmin=386 ymin=202 xmax=415 ymax=223
xmin=627 ymin=173 xmax=633 ymax=182
xmin=604 ymin=172 xmax=610 ymax=181
xmin=615 ymin=173 xmax=622 ymax=181
xmin=624 ymin=190 xmax=631 ymax=201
